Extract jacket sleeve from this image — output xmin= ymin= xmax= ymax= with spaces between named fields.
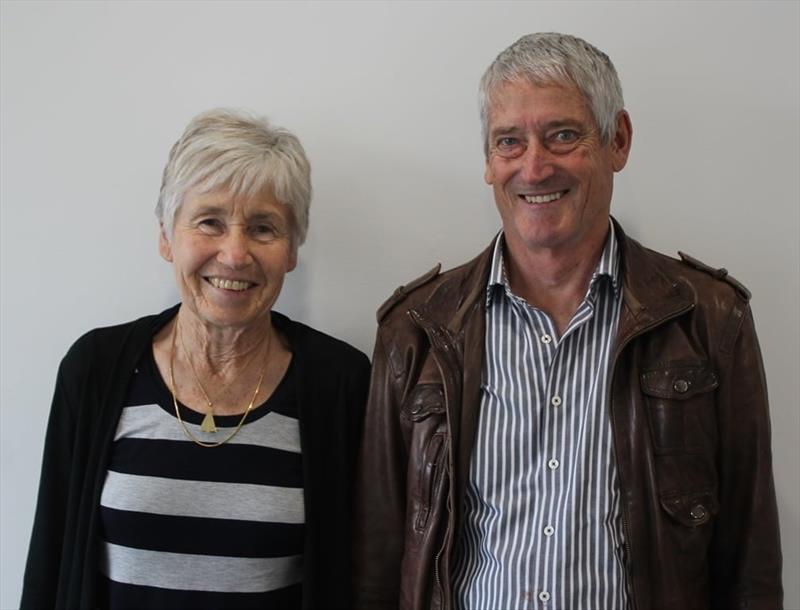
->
xmin=353 ymin=330 xmax=408 ymax=610
xmin=20 ymin=358 xmax=78 ymax=609
xmin=710 ymin=304 xmax=783 ymax=609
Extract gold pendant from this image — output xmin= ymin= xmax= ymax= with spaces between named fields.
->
xmin=200 ymin=412 xmax=217 ymax=433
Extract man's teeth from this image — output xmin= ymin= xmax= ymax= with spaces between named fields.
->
xmin=524 ymin=191 xmax=565 ymax=204
xmin=208 ymin=277 xmax=252 ymax=291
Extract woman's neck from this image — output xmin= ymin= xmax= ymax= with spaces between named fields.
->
xmin=175 ymin=307 xmax=272 ymax=378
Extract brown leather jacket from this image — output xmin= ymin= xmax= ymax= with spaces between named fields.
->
xmin=354 ymin=222 xmax=782 ymax=610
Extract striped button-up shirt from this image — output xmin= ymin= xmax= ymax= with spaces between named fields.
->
xmin=452 ymin=224 xmax=629 ymax=610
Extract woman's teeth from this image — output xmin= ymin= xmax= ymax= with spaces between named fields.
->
xmin=208 ymin=277 xmax=252 ymax=291
xmin=524 ymin=191 xmax=565 ymax=204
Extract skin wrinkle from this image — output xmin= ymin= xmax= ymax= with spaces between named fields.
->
xmin=484 ymin=80 xmax=631 ymax=334
xmin=154 ymin=187 xmax=297 ymax=415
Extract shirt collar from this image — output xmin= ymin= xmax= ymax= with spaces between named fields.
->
xmin=486 ymin=221 xmax=621 ymax=308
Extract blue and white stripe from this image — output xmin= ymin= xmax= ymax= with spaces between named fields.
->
xmin=452 ymin=224 xmax=629 ymax=610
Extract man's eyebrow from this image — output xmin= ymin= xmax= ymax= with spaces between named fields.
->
xmin=541 ymin=118 xmax=584 ymax=130
xmin=489 ymin=125 xmax=523 ymax=138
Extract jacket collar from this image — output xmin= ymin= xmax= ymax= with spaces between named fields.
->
xmin=612 ymin=218 xmax=696 ymax=346
xmin=415 ymin=217 xmax=695 ymax=341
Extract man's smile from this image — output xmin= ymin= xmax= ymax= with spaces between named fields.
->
xmin=520 ymin=189 xmax=569 ymax=204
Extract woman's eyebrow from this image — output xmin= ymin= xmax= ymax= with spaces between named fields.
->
xmin=188 ymin=205 xmax=226 ymax=218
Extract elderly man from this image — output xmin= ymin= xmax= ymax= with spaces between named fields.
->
xmin=354 ymin=33 xmax=782 ymax=610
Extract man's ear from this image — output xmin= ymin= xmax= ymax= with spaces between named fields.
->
xmin=611 ymin=110 xmax=633 ymax=172
xmin=158 ymin=223 xmax=173 ymax=262
xmin=484 ymin=158 xmax=495 ymax=185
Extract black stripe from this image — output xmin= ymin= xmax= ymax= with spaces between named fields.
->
xmin=107 ymin=438 xmax=302 ymax=486
xmin=99 ymin=574 xmax=301 ymax=610
xmin=101 ymin=506 xmax=305 ymax=558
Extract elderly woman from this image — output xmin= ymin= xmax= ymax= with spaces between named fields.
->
xmin=21 ymin=109 xmax=370 ymax=609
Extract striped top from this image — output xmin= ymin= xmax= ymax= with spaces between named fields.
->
xmin=452 ymin=224 xmax=630 ymax=610
xmin=99 ymin=348 xmax=304 ymax=609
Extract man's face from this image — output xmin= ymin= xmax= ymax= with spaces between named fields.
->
xmin=484 ymin=80 xmax=631 ymax=257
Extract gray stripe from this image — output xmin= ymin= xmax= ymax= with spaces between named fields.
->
xmin=454 ymin=223 xmax=629 ymax=610
xmin=114 ymin=403 xmax=301 ymax=453
xmin=101 ymin=470 xmax=304 ymax=524
xmin=100 ymin=542 xmax=302 ymax=593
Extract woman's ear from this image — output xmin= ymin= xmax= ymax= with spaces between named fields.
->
xmin=158 ymin=223 xmax=173 ymax=262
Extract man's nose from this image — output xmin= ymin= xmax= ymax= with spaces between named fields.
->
xmin=519 ymin=140 xmax=556 ymax=183
xmin=217 ymin=227 xmax=253 ymax=268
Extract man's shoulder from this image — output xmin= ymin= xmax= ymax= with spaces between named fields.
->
xmin=375 ymin=263 xmax=443 ymax=324
xmin=674 ymin=250 xmax=751 ymax=301
xmin=628 ymin=238 xmax=752 ymax=305
xmin=376 ymin=244 xmax=493 ymax=327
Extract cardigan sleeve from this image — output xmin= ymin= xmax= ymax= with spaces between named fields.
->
xmin=20 ymin=308 xmax=176 ymax=609
xmin=20 ymin=355 xmax=80 ymax=609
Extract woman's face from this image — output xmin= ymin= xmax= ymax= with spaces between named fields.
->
xmin=159 ymin=188 xmax=297 ymax=331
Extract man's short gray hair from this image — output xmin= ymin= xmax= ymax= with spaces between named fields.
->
xmin=156 ymin=109 xmax=311 ymax=249
xmin=479 ymin=33 xmax=624 ymax=154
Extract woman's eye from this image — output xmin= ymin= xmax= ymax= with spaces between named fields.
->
xmin=251 ymin=224 xmax=277 ymax=241
xmin=197 ymin=218 xmax=224 ymax=234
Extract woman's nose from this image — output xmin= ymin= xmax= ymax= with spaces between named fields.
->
xmin=216 ymin=227 xmax=253 ymax=268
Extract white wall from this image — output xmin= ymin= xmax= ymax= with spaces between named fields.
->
xmin=1 ymin=2 xmax=797 ymax=607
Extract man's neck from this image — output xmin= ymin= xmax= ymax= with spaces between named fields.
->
xmin=503 ymin=225 xmax=609 ymax=336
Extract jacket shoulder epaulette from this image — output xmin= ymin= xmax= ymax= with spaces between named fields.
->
xmin=678 ymin=251 xmax=751 ymax=301
xmin=377 ymin=264 xmax=441 ymax=323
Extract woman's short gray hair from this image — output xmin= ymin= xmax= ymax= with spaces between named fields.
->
xmin=156 ymin=109 xmax=311 ymax=248
xmin=479 ymin=33 xmax=624 ymax=154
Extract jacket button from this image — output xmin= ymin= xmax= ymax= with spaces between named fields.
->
xmin=673 ymin=379 xmax=690 ymax=393
xmin=689 ymin=504 xmax=707 ymax=521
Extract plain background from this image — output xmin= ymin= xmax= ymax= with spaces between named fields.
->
xmin=1 ymin=1 xmax=798 ymax=608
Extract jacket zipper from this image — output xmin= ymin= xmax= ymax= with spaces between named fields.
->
xmin=608 ymin=301 xmax=694 ymax=610
xmin=429 ymin=345 xmax=452 ymax=609
xmin=409 ymin=309 xmax=457 ymax=610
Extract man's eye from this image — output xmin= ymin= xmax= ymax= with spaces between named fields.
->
xmin=553 ymin=130 xmax=578 ymax=143
xmin=494 ymin=136 xmax=524 ymax=158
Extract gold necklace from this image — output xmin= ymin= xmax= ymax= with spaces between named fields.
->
xmin=168 ymin=319 xmax=272 ymax=448
xmin=177 ymin=322 xmax=267 ymax=433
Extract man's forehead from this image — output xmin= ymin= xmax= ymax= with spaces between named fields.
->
xmin=486 ymin=79 xmax=592 ymax=128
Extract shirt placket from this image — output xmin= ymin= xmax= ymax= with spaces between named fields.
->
xmin=532 ymin=294 xmax=599 ymax=610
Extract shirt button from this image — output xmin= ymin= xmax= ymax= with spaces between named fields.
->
xmin=548 ymin=458 xmax=559 ymax=470
xmin=538 ymin=591 xmax=550 ymax=603
xmin=544 ymin=525 xmax=555 ymax=536
xmin=550 ymin=395 xmax=562 ymax=407
xmin=541 ymin=333 xmax=552 ymax=344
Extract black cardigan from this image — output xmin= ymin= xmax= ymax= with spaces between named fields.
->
xmin=21 ymin=305 xmax=371 ymax=610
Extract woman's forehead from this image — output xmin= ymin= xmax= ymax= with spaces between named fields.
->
xmin=180 ymin=187 xmax=287 ymax=219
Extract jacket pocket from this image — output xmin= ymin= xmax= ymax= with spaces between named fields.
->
xmin=402 ymin=384 xmax=446 ymax=422
xmin=660 ymin=490 xmax=719 ymax=527
xmin=641 ymin=363 xmax=718 ymax=455
xmin=415 ymin=432 xmax=446 ymax=532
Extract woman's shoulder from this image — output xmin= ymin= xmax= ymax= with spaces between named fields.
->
xmin=61 ymin=306 xmax=178 ymax=374
xmin=272 ymin=311 xmax=370 ymax=371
